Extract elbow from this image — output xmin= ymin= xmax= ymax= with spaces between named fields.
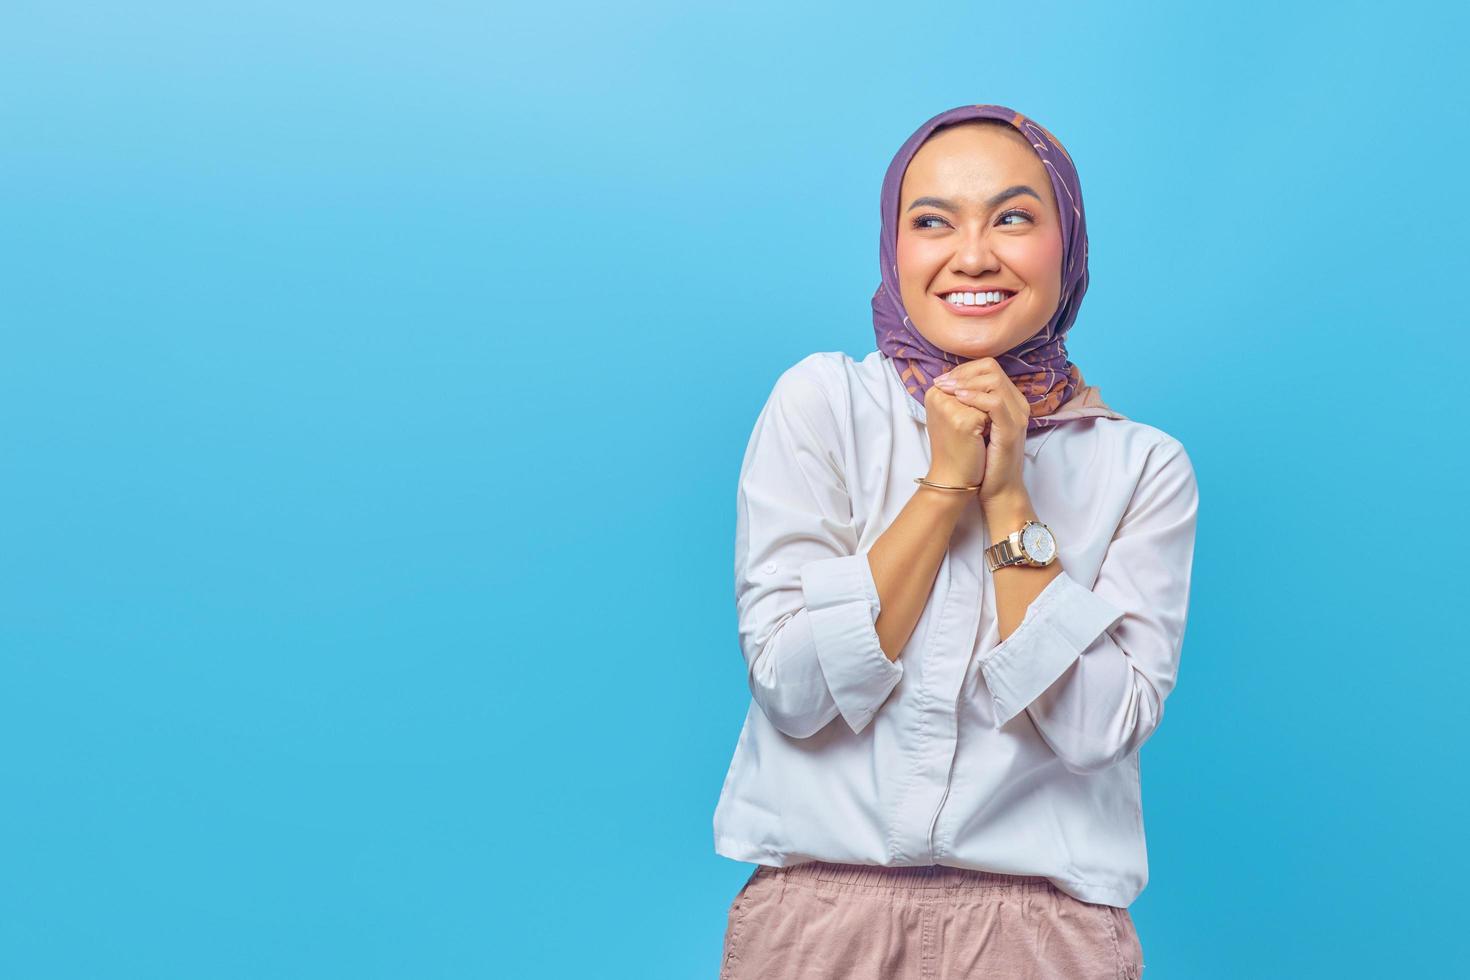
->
xmin=747 ymin=666 xmax=838 ymax=737
xmin=1052 ymin=720 xmax=1162 ymax=776
xmin=745 ymin=634 xmax=841 ymax=739
xmin=1049 ymin=688 xmax=1165 ymax=776
xmin=750 ymin=696 xmax=838 ymax=739
xmin=1056 ymin=742 xmax=1139 ymax=776
xmin=737 ymin=593 xmax=898 ymax=740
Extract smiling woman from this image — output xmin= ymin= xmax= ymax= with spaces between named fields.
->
xmin=713 ymin=103 xmax=1195 ymax=980
xmin=897 ymin=125 xmax=1065 ymax=355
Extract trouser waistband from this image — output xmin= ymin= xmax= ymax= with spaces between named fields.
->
xmin=756 ymin=860 xmax=1056 ymax=894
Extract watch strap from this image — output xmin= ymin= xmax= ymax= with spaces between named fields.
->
xmin=984 ymin=531 xmax=1027 ymax=571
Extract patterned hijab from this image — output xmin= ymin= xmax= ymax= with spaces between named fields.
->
xmin=872 ymin=104 xmax=1125 ymax=430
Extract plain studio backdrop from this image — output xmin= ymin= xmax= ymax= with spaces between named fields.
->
xmin=3 ymin=1 xmax=1467 ymax=977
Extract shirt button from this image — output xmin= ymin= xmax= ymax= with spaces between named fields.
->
xmin=763 ymin=562 xmax=778 ymax=574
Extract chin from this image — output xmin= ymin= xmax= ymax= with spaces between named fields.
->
xmin=915 ymin=322 xmax=1037 ymax=362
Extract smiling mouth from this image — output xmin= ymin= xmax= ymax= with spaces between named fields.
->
xmin=936 ymin=289 xmax=1020 ymax=316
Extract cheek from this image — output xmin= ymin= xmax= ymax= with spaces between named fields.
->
xmin=895 ymin=235 xmax=927 ymax=294
xmin=1015 ymin=232 xmax=1064 ymax=291
xmin=896 ymin=233 xmax=918 ymax=274
xmin=897 ymin=234 xmax=946 ymax=281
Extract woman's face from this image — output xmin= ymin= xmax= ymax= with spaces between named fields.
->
xmin=896 ymin=123 xmax=1064 ymax=362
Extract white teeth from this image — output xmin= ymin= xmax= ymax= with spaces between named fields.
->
xmin=945 ymin=290 xmax=1010 ymax=307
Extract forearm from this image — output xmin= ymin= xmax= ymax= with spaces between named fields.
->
xmin=982 ymin=489 xmax=1062 ymax=642
xmin=867 ymin=485 xmax=970 ymax=662
xmin=968 ymin=443 xmax=1197 ymax=766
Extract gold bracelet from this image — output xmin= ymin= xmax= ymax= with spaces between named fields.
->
xmin=913 ymin=476 xmax=982 ymax=493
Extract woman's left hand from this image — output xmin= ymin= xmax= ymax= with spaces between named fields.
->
xmin=932 ymin=359 xmax=1029 ymax=507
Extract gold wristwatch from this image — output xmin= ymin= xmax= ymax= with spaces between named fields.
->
xmin=984 ymin=519 xmax=1058 ymax=571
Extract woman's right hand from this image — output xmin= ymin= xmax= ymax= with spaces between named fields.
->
xmin=922 ymin=381 xmax=990 ymax=489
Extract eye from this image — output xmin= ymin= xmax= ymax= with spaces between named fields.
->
xmin=909 ymin=209 xmax=1034 ymax=231
xmin=911 ymin=214 xmax=949 ymax=230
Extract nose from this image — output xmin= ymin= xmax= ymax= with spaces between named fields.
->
xmin=951 ymin=223 xmax=1000 ymax=276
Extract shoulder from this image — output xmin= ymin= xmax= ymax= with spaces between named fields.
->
xmin=769 ymin=350 xmax=862 ymax=397
xmin=1094 ymin=417 xmax=1190 ymax=461
xmin=1085 ymin=418 xmax=1198 ymax=509
xmin=1051 ymin=415 xmax=1195 ymax=486
xmin=761 ymin=351 xmax=867 ymax=436
xmin=768 ymin=349 xmax=896 ymax=416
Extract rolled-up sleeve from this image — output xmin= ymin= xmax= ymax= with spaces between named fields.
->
xmin=734 ymin=356 xmax=903 ymax=738
xmin=976 ymin=440 xmax=1199 ymax=774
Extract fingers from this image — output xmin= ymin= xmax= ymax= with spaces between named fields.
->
xmin=931 ymin=384 xmax=992 ymax=432
xmin=947 ymin=385 xmax=1023 ymax=431
xmin=934 ymin=357 xmax=1004 ymax=388
xmin=936 ymin=363 xmax=1028 ymax=422
xmin=950 ymin=386 xmax=1003 ymax=411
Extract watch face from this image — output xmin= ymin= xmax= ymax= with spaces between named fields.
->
xmin=1020 ymin=523 xmax=1056 ymax=564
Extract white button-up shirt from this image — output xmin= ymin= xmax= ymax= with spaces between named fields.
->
xmin=712 ymin=349 xmax=1199 ymax=908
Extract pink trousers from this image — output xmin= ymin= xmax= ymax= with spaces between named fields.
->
xmin=719 ymin=862 xmax=1143 ymax=979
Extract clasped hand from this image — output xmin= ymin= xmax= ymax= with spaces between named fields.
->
xmin=922 ymin=358 xmax=1029 ymax=507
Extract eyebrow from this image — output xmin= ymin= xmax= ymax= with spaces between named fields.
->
xmin=906 ymin=185 xmax=1043 ymax=212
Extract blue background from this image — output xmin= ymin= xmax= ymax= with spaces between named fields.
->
xmin=3 ymin=1 xmax=1466 ymax=976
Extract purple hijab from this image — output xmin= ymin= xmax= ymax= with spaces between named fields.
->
xmin=873 ymin=104 xmax=1120 ymax=430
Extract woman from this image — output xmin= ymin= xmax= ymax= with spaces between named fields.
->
xmin=712 ymin=103 xmax=1198 ymax=978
